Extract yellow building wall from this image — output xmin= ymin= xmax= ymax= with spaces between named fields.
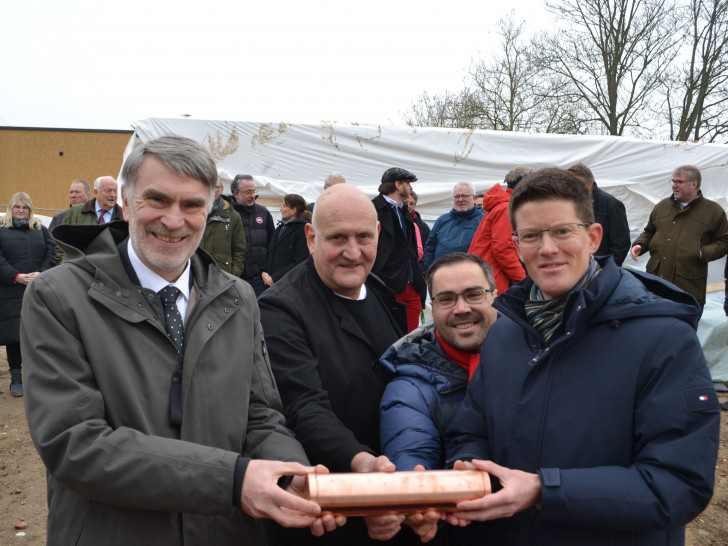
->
xmin=0 ymin=127 xmax=133 ymax=217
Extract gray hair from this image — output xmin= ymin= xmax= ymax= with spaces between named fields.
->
xmin=94 ymin=176 xmax=116 ymax=191
xmin=674 ymin=165 xmax=702 ymax=187
xmin=324 ymin=172 xmax=346 ymax=187
xmin=121 ymin=136 xmax=217 ymax=205
xmin=72 ymin=179 xmax=91 ymax=194
xmin=452 ymin=182 xmax=475 ymax=196
xmin=231 ymin=174 xmax=255 ymax=193
xmin=505 ymin=166 xmax=535 ymax=189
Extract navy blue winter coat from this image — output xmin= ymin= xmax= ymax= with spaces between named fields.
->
xmin=446 ymin=257 xmax=720 ymax=545
xmin=379 ymin=324 xmax=469 ymax=471
xmin=423 ymin=206 xmax=483 ymax=271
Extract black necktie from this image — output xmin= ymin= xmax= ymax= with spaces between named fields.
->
xmin=158 ymin=285 xmax=184 ymax=356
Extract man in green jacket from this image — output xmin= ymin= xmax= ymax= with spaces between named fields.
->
xmin=631 ymin=165 xmax=728 ymax=307
xmin=21 ymin=136 xmax=337 ymax=545
xmin=199 ymin=179 xmax=246 ymax=276
xmin=55 ymin=176 xmax=124 ymax=264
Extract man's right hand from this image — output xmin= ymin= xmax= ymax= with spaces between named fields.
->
xmin=350 ymin=452 xmax=405 ymax=541
xmin=286 ymin=464 xmax=347 ymax=536
xmin=630 ymin=245 xmax=642 ymax=261
xmin=240 ymin=459 xmax=321 ymax=528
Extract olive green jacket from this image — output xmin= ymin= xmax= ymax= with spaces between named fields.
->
xmin=632 ymin=193 xmax=728 ymax=304
xmin=54 ymin=198 xmax=124 ymax=264
xmin=22 ymin=222 xmax=306 ymax=545
xmin=199 ymin=196 xmax=246 ymax=277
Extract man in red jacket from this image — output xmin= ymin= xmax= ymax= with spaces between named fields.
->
xmin=468 ymin=167 xmax=533 ymax=294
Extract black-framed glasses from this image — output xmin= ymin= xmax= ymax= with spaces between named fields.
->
xmin=512 ymin=223 xmax=591 ymax=246
xmin=670 ymin=178 xmax=690 ymax=186
xmin=431 ymin=287 xmax=494 ymax=309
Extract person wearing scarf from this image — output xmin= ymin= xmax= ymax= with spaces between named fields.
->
xmin=0 ymin=192 xmax=56 ymax=397
xmin=444 ymin=168 xmax=719 ymax=546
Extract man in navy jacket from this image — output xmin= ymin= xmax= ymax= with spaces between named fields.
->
xmin=444 ymin=168 xmax=720 ymax=545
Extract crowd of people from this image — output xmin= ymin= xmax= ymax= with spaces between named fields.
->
xmin=1 ymin=135 xmax=726 ymax=545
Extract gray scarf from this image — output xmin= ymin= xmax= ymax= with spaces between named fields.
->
xmin=524 ymin=256 xmax=601 ymax=345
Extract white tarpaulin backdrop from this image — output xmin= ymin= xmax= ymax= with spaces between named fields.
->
xmin=122 ymin=118 xmax=728 ymax=381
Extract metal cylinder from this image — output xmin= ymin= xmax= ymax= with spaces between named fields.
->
xmin=305 ymin=469 xmax=491 ymax=516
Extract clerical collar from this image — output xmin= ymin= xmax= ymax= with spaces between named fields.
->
xmin=334 ymin=283 xmax=368 ymax=301
xmin=126 ymin=240 xmax=191 ymax=301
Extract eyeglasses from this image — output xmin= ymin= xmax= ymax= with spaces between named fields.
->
xmin=670 ymin=178 xmax=691 ymax=186
xmin=215 ymin=185 xmax=224 ymax=190
xmin=512 ymin=223 xmax=591 ymax=246
xmin=431 ymin=287 xmax=494 ymax=309
xmin=453 ymin=194 xmax=474 ymax=200
xmin=238 ymin=189 xmax=256 ymax=196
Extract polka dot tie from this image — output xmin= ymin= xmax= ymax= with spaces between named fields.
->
xmin=158 ymin=285 xmax=184 ymax=356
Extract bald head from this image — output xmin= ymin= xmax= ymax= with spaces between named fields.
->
xmin=312 ymin=184 xmax=376 ymax=230
xmin=307 ymin=184 xmax=380 ymax=298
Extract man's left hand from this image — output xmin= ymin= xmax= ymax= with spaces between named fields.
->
xmin=447 ymin=459 xmax=542 ymax=523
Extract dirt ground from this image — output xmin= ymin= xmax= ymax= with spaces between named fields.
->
xmin=1 ymin=350 xmax=727 ymax=545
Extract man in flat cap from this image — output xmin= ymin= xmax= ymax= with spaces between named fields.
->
xmin=372 ymin=168 xmax=427 ymax=332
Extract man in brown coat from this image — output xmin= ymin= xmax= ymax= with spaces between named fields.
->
xmin=631 ymin=165 xmax=728 ymax=307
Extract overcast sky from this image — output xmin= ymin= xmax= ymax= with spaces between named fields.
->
xmin=1 ymin=0 xmax=550 ymax=131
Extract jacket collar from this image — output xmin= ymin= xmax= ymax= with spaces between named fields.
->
xmin=495 ymin=256 xmax=701 ymax=334
xmin=670 ymin=189 xmax=703 ymax=207
xmin=379 ymin=323 xmax=469 ymax=389
xmin=449 ymin=206 xmax=482 ymax=219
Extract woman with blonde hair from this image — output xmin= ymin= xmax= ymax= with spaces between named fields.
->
xmin=0 ymin=192 xmax=55 ymax=396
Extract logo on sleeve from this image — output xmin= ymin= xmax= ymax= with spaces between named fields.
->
xmin=685 ymin=386 xmax=719 ymax=412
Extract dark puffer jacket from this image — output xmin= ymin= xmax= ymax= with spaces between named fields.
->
xmin=446 ymin=257 xmax=720 ymax=545
xmin=0 ymin=223 xmax=55 ymax=344
xmin=233 ymin=201 xmax=274 ymax=279
xmin=379 ymin=323 xmax=468 ymax=471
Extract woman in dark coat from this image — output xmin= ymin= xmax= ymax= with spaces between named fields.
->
xmin=0 ymin=192 xmax=56 ymax=396
xmin=261 ymin=194 xmax=312 ymax=287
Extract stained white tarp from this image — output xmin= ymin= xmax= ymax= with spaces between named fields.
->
xmin=124 ymin=118 xmax=728 ymax=231
xmin=121 ymin=118 xmax=728 ymax=382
